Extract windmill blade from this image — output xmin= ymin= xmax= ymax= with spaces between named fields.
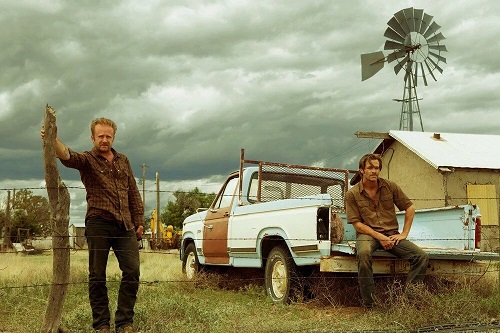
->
xmin=361 ymin=51 xmax=385 ymax=81
xmin=413 ymin=9 xmax=424 ymax=33
xmin=421 ymin=63 xmax=428 ymax=86
xmin=419 ymin=13 xmax=433 ymax=34
xmin=387 ymin=16 xmax=407 ymax=39
xmin=427 ymin=32 xmax=446 ymax=44
xmin=425 ymin=59 xmax=438 ymax=81
xmin=429 ymin=44 xmax=448 ymax=52
xmin=384 ymin=27 xmax=405 ymax=43
xmin=429 ymin=51 xmax=447 ymax=64
xmin=403 ymin=7 xmax=415 ymax=31
xmin=384 ymin=40 xmax=405 ymax=51
xmin=387 ymin=50 xmax=406 ymax=63
xmin=427 ymin=56 xmax=444 ymax=74
xmin=394 ymin=54 xmax=410 ymax=75
xmin=424 ymin=21 xmax=442 ymax=38
xmin=394 ymin=10 xmax=410 ymax=35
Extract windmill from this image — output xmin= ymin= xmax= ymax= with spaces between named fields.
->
xmin=361 ymin=7 xmax=447 ymax=131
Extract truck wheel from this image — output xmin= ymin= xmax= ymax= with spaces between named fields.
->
xmin=265 ymin=245 xmax=298 ymax=304
xmin=182 ymin=243 xmax=200 ymax=280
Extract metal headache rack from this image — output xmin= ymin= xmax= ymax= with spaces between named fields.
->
xmin=239 ymin=148 xmax=349 ymax=208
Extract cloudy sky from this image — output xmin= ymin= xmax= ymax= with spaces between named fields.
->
xmin=1 ymin=0 xmax=499 ymax=222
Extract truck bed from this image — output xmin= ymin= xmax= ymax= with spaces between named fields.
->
xmin=330 ymin=242 xmax=500 ymax=261
xmin=322 ymin=205 xmax=500 ymax=275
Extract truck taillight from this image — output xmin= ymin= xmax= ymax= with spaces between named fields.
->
xmin=474 ymin=217 xmax=481 ymax=249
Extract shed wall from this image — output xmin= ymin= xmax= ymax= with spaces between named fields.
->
xmin=380 ymin=141 xmax=445 ymax=209
xmin=379 ymin=141 xmax=499 ymax=252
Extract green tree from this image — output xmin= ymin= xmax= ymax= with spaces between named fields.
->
xmin=160 ymin=188 xmax=216 ymax=229
xmin=10 ymin=189 xmax=51 ymax=237
xmin=143 ymin=215 xmax=151 ymax=231
xmin=0 ymin=209 xmax=7 ymax=239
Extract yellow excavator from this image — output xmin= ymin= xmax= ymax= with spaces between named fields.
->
xmin=149 ymin=209 xmax=181 ymax=250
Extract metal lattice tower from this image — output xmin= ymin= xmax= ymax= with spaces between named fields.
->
xmin=396 ymin=63 xmax=424 ymax=131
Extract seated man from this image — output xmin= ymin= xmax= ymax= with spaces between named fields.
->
xmin=345 ymin=153 xmax=429 ymax=308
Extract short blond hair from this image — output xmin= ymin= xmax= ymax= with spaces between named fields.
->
xmin=90 ymin=118 xmax=117 ymax=136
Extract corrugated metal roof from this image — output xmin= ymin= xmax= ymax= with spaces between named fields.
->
xmin=388 ymin=130 xmax=500 ymax=170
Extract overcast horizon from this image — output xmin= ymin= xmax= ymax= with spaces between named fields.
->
xmin=1 ymin=0 xmax=499 ymax=222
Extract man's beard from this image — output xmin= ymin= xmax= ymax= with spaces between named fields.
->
xmin=98 ymin=144 xmax=110 ymax=151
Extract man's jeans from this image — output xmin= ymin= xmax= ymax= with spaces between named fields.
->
xmin=355 ymin=233 xmax=429 ymax=307
xmin=85 ymin=218 xmax=140 ymax=330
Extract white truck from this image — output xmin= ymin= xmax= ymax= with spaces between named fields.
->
xmin=180 ymin=151 xmax=500 ymax=303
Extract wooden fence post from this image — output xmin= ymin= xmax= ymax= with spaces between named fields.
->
xmin=41 ymin=105 xmax=70 ymax=333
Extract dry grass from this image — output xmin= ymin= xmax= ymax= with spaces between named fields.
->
xmin=0 ymin=251 xmax=499 ymax=333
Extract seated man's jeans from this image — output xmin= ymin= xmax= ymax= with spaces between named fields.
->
xmin=355 ymin=233 xmax=429 ymax=307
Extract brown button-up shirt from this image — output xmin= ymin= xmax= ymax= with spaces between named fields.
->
xmin=60 ymin=147 xmax=144 ymax=231
xmin=345 ymin=178 xmax=412 ymax=235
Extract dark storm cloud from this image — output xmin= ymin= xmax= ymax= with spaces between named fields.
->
xmin=1 ymin=0 xmax=499 ymax=189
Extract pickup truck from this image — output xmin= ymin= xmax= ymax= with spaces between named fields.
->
xmin=180 ymin=151 xmax=500 ymax=303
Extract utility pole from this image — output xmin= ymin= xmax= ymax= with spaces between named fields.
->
xmin=156 ymin=172 xmax=161 ymax=245
xmin=3 ymin=190 xmax=11 ymax=251
xmin=139 ymin=163 xmax=149 ymax=206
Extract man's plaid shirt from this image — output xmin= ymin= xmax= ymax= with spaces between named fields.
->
xmin=60 ymin=147 xmax=144 ymax=230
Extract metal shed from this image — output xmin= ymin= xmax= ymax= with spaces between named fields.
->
xmin=68 ymin=222 xmax=87 ymax=249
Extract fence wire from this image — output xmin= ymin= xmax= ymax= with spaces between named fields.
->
xmin=1 ymin=256 xmax=499 ymax=292
xmin=2 ymin=185 xmax=500 ymax=201
xmin=0 ymin=186 xmax=499 ymax=304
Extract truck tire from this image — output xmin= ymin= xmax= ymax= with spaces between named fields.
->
xmin=182 ymin=243 xmax=200 ymax=280
xmin=265 ymin=245 xmax=299 ymax=304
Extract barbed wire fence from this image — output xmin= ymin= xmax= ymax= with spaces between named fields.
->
xmin=1 ymin=184 xmax=499 ymax=284
xmin=1 ymin=184 xmax=499 ymax=233
xmin=1 ymin=188 xmax=499 ymax=248
xmin=1 ymin=184 xmax=499 ymax=247
xmin=1 ymin=184 xmax=500 ymax=332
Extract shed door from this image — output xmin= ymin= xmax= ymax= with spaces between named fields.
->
xmin=466 ymin=184 xmax=498 ymax=226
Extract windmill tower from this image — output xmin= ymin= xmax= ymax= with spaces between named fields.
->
xmin=361 ymin=8 xmax=447 ymax=131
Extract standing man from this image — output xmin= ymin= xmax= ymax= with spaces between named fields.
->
xmin=42 ymin=118 xmax=144 ymax=333
xmin=345 ymin=153 xmax=429 ymax=308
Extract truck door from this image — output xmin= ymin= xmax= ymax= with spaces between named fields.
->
xmin=203 ymin=174 xmax=239 ymax=264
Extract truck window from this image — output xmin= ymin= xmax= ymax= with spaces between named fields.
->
xmin=248 ymin=172 xmax=259 ymax=203
xmin=214 ymin=176 xmax=239 ymax=209
xmin=247 ymin=169 xmax=345 ymax=207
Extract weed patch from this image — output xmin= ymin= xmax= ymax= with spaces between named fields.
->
xmin=0 ymin=252 xmax=498 ymax=332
